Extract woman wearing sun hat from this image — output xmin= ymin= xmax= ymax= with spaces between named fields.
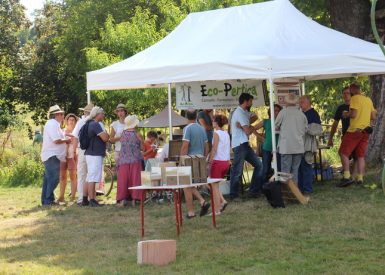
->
xmin=110 ymin=103 xmax=128 ymax=163
xmin=58 ymin=113 xmax=79 ymax=203
xmin=116 ymin=115 xmax=144 ymax=206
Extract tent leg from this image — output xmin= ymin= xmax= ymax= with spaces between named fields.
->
xmin=168 ymin=84 xmax=173 ymax=141
xmin=268 ymin=78 xmax=278 ymax=180
xmin=87 ymin=91 xmax=91 ymax=104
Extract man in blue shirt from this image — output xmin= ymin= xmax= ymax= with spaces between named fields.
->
xmin=230 ymin=93 xmax=263 ymax=200
xmin=180 ymin=110 xmax=210 ymax=218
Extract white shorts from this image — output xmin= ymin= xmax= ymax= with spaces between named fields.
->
xmin=85 ymin=155 xmax=103 ymax=183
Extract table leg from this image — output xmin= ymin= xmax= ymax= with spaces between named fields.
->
xmin=178 ymin=189 xmax=183 ymax=227
xmin=173 ymin=190 xmax=180 ymax=236
xmin=208 ymin=184 xmax=216 ymax=228
xmin=141 ymin=190 xmax=145 ymax=239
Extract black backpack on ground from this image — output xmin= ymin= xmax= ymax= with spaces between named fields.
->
xmin=79 ymin=120 xmax=92 ymax=150
xmin=262 ymin=181 xmax=285 ymax=208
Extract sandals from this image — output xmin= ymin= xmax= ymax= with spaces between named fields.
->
xmin=186 ymin=214 xmax=196 ymax=219
xmin=220 ymin=202 xmax=228 ymax=213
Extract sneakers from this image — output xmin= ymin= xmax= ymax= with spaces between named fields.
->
xmin=89 ymin=199 xmax=103 ymax=207
xmin=337 ymin=178 xmax=354 ymax=188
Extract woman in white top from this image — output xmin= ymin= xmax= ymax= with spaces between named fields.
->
xmin=110 ymin=103 xmax=128 ymax=162
xmin=208 ymin=114 xmax=231 ymax=214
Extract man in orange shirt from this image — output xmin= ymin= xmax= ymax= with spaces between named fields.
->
xmin=338 ymin=83 xmax=377 ymax=187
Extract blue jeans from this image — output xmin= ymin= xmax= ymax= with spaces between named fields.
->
xmin=298 ymin=157 xmax=314 ymax=194
xmin=41 ymin=156 xmax=60 ymax=205
xmin=230 ymin=143 xmax=263 ymax=198
xmin=262 ymin=150 xmax=281 ymax=182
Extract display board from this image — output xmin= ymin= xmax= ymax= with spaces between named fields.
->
xmin=176 ymin=80 xmax=266 ymax=109
xmin=274 ymin=82 xmax=301 ymax=107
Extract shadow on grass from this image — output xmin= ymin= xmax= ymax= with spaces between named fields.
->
xmin=1 ymin=174 xmax=385 ymax=274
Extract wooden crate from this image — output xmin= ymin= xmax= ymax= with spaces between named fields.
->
xmin=281 ymin=179 xmax=309 ymax=205
xmin=137 ymin=240 xmax=176 ymax=266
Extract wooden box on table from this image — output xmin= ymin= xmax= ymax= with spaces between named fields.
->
xmin=165 ymin=166 xmax=192 ymax=186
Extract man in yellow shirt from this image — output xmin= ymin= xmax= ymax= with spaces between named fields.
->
xmin=338 ymin=83 xmax=377 ymax=187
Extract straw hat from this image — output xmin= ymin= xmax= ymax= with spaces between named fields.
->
xmin=65 ymin=113 xmax=79 ymax=122
xmin=124 ymin=115 xmax=139 ymax=130
xmin=47 ymin=105 xmax=64 ymax=119
xmin=284 ymin=93 xmax=299 ymax=105
xmin=115 ymin=103 xmax=127 ymax=113
xmin=79 ymin=103 xmax=94 ymax=113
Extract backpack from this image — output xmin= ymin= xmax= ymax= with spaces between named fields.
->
xmin=79 ymin=120 xmax=92 ymax=150
xmin=262 ymin=181 xmax=285 ymax=208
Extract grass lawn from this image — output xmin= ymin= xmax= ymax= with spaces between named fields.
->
xmin=1 ymin=168 xmax=385 ymax=274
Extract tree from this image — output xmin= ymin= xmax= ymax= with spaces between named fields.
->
xmin=327 ymin=0 xmax=385 ymax=164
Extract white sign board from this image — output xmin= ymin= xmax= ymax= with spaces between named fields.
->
xmin=176 ymin=80 xmax=266 ymax=109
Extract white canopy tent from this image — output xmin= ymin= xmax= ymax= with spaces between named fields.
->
xmin=87 ymin=0 xmax=385 ymax=179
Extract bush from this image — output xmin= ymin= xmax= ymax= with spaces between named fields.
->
xmin=0 ymin=155 xmax=44 ymax=186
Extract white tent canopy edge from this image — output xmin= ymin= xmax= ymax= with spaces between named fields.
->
xmin=86 ymin=0 xmax=385 ymax=180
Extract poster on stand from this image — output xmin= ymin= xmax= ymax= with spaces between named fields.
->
xmin=176 ymin=80 xmax=267 ymax=109
xmin=274 ymin=82 xmax=301 ymax=107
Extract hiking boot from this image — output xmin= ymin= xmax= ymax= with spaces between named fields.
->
xmin=337 ymin=178 xmax=354 ymax=187
xmin=89 ymin=199 xmax=103 ymax=207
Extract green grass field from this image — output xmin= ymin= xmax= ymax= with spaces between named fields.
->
xmin=1 ymin=169 xmax=385 ymax=274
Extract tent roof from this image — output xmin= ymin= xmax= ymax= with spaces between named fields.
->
xmin=138 ymin=106 xmax=187 ymax=128
xmin=87 ymin=0 xmax=385 ymax=90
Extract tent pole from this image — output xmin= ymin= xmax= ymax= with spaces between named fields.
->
xmin=301 ymin=82 xmax=306 ymax=96
xmin=269 ymin=78 xmax=278 ymax=180
xmin=168 ymin=83 xmax=173 ymax=141
xmin=87 ymin=91 xmax=91 ymax=104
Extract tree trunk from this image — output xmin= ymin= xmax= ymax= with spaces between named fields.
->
xmin=328 ymin=0 xmax=385 ymax=164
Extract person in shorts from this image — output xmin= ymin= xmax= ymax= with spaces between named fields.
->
xmin=58 ymin=113 xmax=79 ymax=203
xmin=83 ymin=106 xmax=109 ymax=207
xmin=338 ymin=83 xmax=377 ymax=187
xmin=208 ymin=114 xmax=231 ymax=214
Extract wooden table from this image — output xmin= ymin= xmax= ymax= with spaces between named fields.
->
xmin=129 ymin=178 xmax=224 ymax=239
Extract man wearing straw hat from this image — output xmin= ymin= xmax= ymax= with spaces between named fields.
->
xmin=72 ymin=103 xmax=94 ymax=205
xmin=83 ymin=106 xmax=109 ymax=207
xmin=41 ymin=105 xmax=71 ymax=206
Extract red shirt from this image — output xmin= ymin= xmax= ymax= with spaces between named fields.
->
xmin=143 ymin=140 xmax=156 ymax=160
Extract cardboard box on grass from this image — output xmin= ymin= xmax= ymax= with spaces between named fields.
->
xmin=137 ymin=240 xmax=176 ymax=266
xmin=165 ymin=166 xmax=192 ymax=185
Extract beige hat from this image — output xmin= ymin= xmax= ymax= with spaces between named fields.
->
xmin=124 ymin=115 xmax=139 ymax=130
xmin=65 ymin=113 xmax=79 ymax=122
xmin=47 ymin=105 xmax=64 ymax=119
xmin=115 ymin=103 xmax=127 ymax=113
xmin=88 ymin=106 xmax=104 ymax=120
xmin=79 ymin=103 xmax=94 ymax=113
xmin=284 ymin=93 xmax=299 ymax=105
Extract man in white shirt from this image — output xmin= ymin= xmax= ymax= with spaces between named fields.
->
xmin=72 ymin=103 xmax=93 ymax=204
xmin=41 ymin=105 xmax=71 ymax=206
xmin=229 ymin=93 xmax=263 ymax=200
